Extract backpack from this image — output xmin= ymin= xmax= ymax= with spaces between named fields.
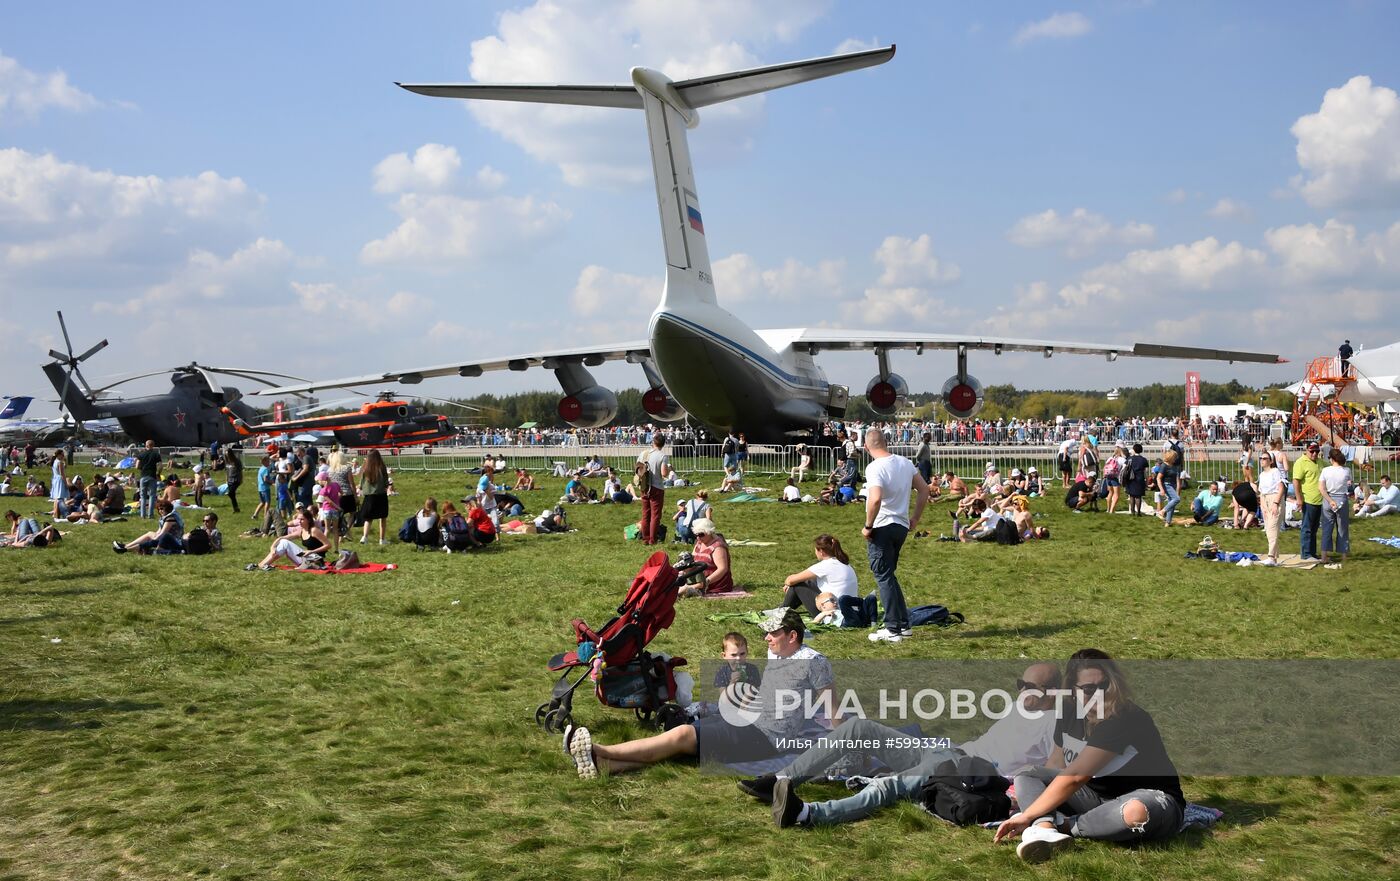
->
xmin=398 ymin=515 xmax=418 ymax=543
xmin=185 ymin=527 xmax=211 ymax=556
xmin=443 ymin=514 xmax=473 ymax=550
xmin=333 ymin=549 xmax=361 ymax=570
xmin=918 ymin=755 xmax=1011 ymax=825
xmin=993 ymin=517 xmax=1022 ymax=545
xmin=908 ymin=604 xmax=966 ymax=627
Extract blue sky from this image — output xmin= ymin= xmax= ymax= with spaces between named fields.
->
xmin=4 ymin=1 xmax=1400 ymax=417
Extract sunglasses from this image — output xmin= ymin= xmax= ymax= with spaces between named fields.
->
xmin=1075 ymin=681 xmax=1108 ymax=694
xmin=1016 ymin=679 xmax=1051 ymax=692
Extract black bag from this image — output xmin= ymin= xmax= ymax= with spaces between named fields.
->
xmin=918 ymin=755 xmax=1011 ymax=825
xmin=398 ymin=515 xmax=418 ymax=543
xmin=185 ymin=527 xmax=211 ymax=556
xmin=993 ymin=518 xmax=1021 ymax=545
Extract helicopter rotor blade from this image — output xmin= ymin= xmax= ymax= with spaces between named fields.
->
xmin=76 ymin=339 xmax=109 ymax=363
xmin=57 ymin=311 xmax=74 ymax=358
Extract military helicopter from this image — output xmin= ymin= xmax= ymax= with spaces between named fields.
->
xmin=41 ymin=311 xmax=308 ymax=447
xmin=221 ymin=391 xmax=468 ymax=449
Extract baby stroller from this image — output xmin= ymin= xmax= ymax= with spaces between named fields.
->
xmin=536 ymin=550 xmax=705 ymax=733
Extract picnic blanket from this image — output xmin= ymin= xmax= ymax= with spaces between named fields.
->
xmin=1368 ymin=536 xmax=1400 ymax=549
xmin=1184 ymin=551 xmax=1260 ymax=564
xmin=728 ymin=539 xmax=777 ymax=547
xmin=276 ymin=562 xmax=395 ymax=575
xmin=722 ymin=493 xmax=778 ymax=504
xmin=701 ymin=589 xmax=754 ymax=599
xmin=1275 ymin=554 xmax=1321 ymax=569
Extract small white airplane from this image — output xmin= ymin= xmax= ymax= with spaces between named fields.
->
xmin=255 ymin=45 xmax=1283 ymax=442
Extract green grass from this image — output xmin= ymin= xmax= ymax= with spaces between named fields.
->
xmin=2 ymin=468 xmax=1397 ymax=880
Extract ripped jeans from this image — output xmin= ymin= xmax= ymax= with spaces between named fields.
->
xmin=1012 ymin=767 xmax=1183 ymax=842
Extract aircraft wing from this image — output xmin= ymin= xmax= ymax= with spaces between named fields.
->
xmin=765 ymin=328 xmax=1286 ymax=364
xmin=248 ymin=341 xmax=653 ymax=397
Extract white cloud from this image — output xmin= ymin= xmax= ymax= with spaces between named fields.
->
xmin=833 ymin=37 xmax=879 ymax=55
xmin=94 ymin=238 xmax=295 ymax=316
xmin=0 ymin=148 xmax=262 ymax=274
xmin=292 ymin=282 xmax=430 ymax=325
xmin=464 ymin=0 xmax=831 ymax=186
xmin=712 ymin=253 xmax=845 ymax=303
xmin=1266 ymin=219 xmax=1400 ymax=281
xmin=371 ymin=143 xmax=462 ymax=194
xmin=1090 ymin=237 xmax=1268 ymax=289
xmin=1291 ymin=75 xmax=1400 ymax=209
xmin=1007 ymin=208 xmax=1155 ymax=257
xmin=361 ymin=192 xmax=569 ymax=265
xmin=1012 ymin=12 xmax=1093 ymax=47
xmin=571 ymin=264 xmax=660 ymax=323
xmin=0 ymin=50 xmax=98 ymax=121
xmin=475 ymin=165 xmax=507 ymax=191
xmin=873 ymin=234 xmax=960 ymax=287
xmin=1164 ymin=188 xmax=1188 ymax=204
xmin=1206 ymin=197 xmax=1251 ymax=220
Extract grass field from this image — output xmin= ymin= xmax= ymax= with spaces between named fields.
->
xmin=2 ymin=465 xmax=1397 ymax=880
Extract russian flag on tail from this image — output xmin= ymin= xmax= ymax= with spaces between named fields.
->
xmin=684 ymin=190 xmax=704 ymax=235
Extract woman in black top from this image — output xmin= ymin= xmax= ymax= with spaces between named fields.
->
xmin=994 ymin=649 xmax=1185 ymax=863
xmin=248 ymin=509 xmax=327 ymax=570
xmin=1231 ymin=479 xmax=1260 ymax=529
xmin=1123 ymin=444 xmax=1150 ymax=516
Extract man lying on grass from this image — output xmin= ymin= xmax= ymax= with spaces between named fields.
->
xmin=564 ymin=608 xmax=833 ymax=778
xmin=737 ymin=662 xmax=1060 ymax=827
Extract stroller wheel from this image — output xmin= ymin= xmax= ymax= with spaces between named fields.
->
xmin=657 ymin=703 xmax=686 ymax=731
xmin=535 ymin=702 xmax=552 ymax=729
xmin=543 ymin=708 xmax=570 ymax=733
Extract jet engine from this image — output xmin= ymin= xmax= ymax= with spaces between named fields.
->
xmin=940 ymin=373 xmax=984 ymax=420
xmin=554 ymin=361 xmax=618 ymax=428
xmin=557 ymin=385 xmax=618 ymax=428
xmin=641 ymin=386 xmax=686 ymax=422
xmin=865 ymin=373 xmax=908 ymax=415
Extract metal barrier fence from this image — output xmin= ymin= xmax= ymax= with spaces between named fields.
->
xmin=59 ymin=443 xmax=1400 ymax=489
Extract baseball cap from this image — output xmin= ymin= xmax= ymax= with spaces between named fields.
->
xmin=758 ymin=607 xmax=805 ymax=634
xmin=1307 ymin=442 xmax=1321 ymax=451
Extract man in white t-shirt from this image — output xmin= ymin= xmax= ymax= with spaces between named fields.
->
xmin=861 ymin=427 xmax=931 ymax=644
xmin=740 ymin=662 xmax=1061 ymax=827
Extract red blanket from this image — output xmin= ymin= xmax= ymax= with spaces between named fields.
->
xmin=276 ymin=562 xmax=395 ymax=575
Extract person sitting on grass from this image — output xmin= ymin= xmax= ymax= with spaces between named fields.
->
xmin=1024 ymin=466 xmax=1043 ymax=497
xmin=1190 ymin=481 xmax=1224 ymax=526
xmin=993 ymin=648 xmax=1186 ymax=864
xmin=781 ymin=477 xmax=801 ymax=502
xmin=314 ymin=471 xmax=342 ymax=555
xmin=246 ymin=509 xmax=326 ymax=571
xmin=673 ymin=489 xmax=710 ymax=543
xmin=564 ymin=609 xmax=832 ymax=779
xmin=738 ymin=662 xmax=1061 ymax=828
xmin=564 ymin=471 xmax=592 ymax=504
xmin=603 ymin=468 xmax=633 ymax=504
xmin=410 ymin=497 xmax=441 ymax=550
xmin=1354 ymin=474 xmax=1398 ymax=518
xmin=953 ymin=498 xmax=1004 ymax=542
xmin=679 ymin=518 xmax=732 ymax=597
xmin=192 ymin=512 xmax=223 ymax=552
xmin=465 ymin=497 xmax=497 ymax=547
xmin=718 ymin=464 xmax=744 ymax=494
xmin=513 ymin=469 xmax=536 ymax=492
xmin=113 ymin=499 xmax=184 ymax=555
xmin=941 ymin=471 xmax=968 ymax=502
xmin=776 ymin=534 xmax=858 ymax=616
xmin=818 ymin=478 xmax=842 ymax=506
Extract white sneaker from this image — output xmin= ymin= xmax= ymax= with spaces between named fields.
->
xmin=1016 ymin=824 xmax=1071 ymax=863
xmin=868 ymin=628 xmax=903 ymax=643
xmin=359 ymin=537 xmax=367 ymax=545
xmin=379 ymin=539 xmax=387 ymax=546
xmin=898 ymin=627 xmax=914 ymax=637
xmin=568 ymin=726 xmax=597 ymax=780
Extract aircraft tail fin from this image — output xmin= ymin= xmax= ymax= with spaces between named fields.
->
xmin=0 ymin=396 xmax=33 ymax=419
xmin=41 ymin=364 xmax=98 ymax=421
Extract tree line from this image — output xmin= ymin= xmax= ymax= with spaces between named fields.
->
xmin=411 ymin=380 xmax=1296 ymax=428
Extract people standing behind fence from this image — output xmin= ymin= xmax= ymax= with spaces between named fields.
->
xmin=1318 ymin=448 xmax=1351 ymax=570
xmin=357 ymin=449 xmax=390 ymax=546
xmin=1292 ymin=442 xmax=1323 ymax=561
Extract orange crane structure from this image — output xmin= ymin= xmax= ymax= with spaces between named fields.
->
xmin=1290 ymin=356 xmax=1374 ymax=446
